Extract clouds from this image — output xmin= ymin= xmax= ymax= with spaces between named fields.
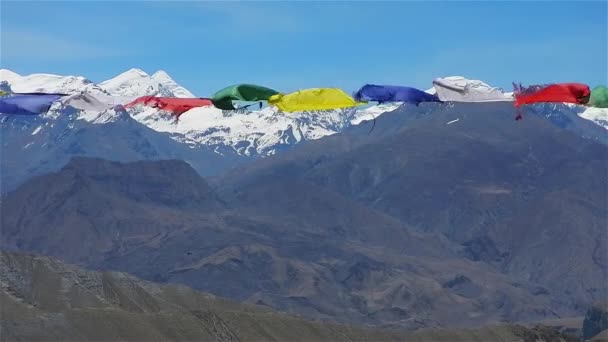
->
xmin=1 ymin=30 xmax=130 ymax=60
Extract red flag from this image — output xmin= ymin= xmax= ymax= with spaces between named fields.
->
xmin=125 ymin=96 xmax=213 ymax=117
xmin=514 ymin=83 xmax=590 ymax=108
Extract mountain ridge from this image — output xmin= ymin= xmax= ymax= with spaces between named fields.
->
xmin=98 ymin=68 xmax=195 ymax=98
xmin=0 ymin=249 xmax=575 ymax=342
xmin=2 ymin=155 xmax=599 ymax=329
xmin=215 ymin=101 xmax=608 ymax=313
xmin=0 ymin=68 xmax=401 ymax=192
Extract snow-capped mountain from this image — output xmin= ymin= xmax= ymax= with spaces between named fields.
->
xmin=99 ymin=68 xmax=194 ymax=98
xmin=522 ymin=103 xmax=608 ymax=144
xmin=149 ymin=70 xmax=195 ymax=98
xmin=128 ymin=103 xmax=397 ymax=156
xmin=1 ymin=68 xmax=606 ymax=192
xmin=0 ymin=69 xmax=21 ymax=84
xmin=0 ymin=68 xmax=398 ymax=191
xmin=0 ymin=69 xmax=109 ymax=97
xmin=0 ymin=101 xmax=238 ymax=193
xmin=1 ymin=68 xmax=396 ymax=157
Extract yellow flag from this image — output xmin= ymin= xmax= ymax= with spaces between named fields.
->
xmin=0 ymin=90 xmax=7 ymax=96
xmin=269 ymin=88 xmax=364 ymax=112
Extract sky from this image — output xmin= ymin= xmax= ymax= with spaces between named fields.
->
xmin=1 ymin=1 xmax=607 ymax=97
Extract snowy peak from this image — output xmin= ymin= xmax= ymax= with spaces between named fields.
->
xmin=151 ymin=70 xmax=172 ymax=81
xmin=100 ymin=68 xmax=194 ymax=98
xmin=124 ymin=68 xmax=149 ymax=78
xmin=151 ymin=70 xmax=194 ymax=98
xmin=0 ymin=69 xmax=22 ymax=83
xmin=103 ymin=68 xmax=150 ymax=84
xmin=1 ymin=71 xmax=105 ymax=96
xmin=1 ymin=67 xmax=195 ymax=102
xmin=99 ymin=68 xmax=154 ymax=97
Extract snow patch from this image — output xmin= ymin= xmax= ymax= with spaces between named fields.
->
xmin=578 ymin=107 xmax=608 ymax=130
xmin=351 ymin=104 xmax=400 ymax=125
xmin=31 ymin=126 xmax=42 ymax=135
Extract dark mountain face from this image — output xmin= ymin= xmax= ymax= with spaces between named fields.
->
xmin=582 ymin=303 xmax=608 ymax=340
xmin=0 ymin=158 xmax=226 ymax=264
xmin=220 ymin=103 xmax=606 ymax=240
xmin=0 ymin=112 xmax=246 ymax=194
xmin=58 ymin=157 xmax=224 ymax=208
xmin=218 ymin=102 xmax=608 ymax=309
xmin=1 ymin=102 xmax=606 ymax=329
xmin=0 ymin=156 xmax=573 ymax=329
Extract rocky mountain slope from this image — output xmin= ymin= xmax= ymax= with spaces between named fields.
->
xmin=0 ymin=250 xmax=576 ymax=342
xmin=1 ymin=68 xmax=606 ymax=332
xmin=0 ymin=105 xmax=239 ymax=194
xmin=0 ymin=156 xmax=593 ymax=330
xmin=217 ymin=101 xmax=608 ymax=315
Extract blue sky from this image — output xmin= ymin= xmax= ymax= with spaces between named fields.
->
xmin=2 ymin=1 xmax=606 ymax=96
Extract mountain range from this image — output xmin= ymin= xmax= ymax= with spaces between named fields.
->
xmin=0 ymin=68 xmax=399 ymax=192
xmin=2 ymin=98 xmax=606 ymax=328
xmin=0 ymin=157 xmax=554 ymax=329
xmin=217 ymin=100 xmax=608 ymax=311
xmin=1 ymin=68 xmax=606 ymax=194
xmin=1 ymin=249 xmax=577 ymax=342
xmin=1 ymin=68 xmax=607 ymax=337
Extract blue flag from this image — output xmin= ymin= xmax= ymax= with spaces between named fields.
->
xmin=0 ymin=93 xmax=65 ymax=115
xmin=353 ymin=85 xmax=440 ymax=105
